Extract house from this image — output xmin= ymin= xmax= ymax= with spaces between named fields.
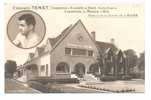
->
xmin=16 ymin=20 xmax=128 ymax=82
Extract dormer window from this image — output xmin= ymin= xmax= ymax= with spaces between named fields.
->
xmin=65 ymin=48 xmax=72 ymax=55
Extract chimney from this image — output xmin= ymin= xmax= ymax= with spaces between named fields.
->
xmin=91 ymin=31 xmax=96 ymax=40
xmin=110 ymin=38 xmax=119 ymax=49
xmin=110 ymin=38 xmax=115 ymax=44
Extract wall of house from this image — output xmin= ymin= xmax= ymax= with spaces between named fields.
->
xmin=23 ymin=53 xmax=51 ymax=80
xmin=50 ymin=21 xmax=99 ymax=78
xmin=39 ymin=53 xmax=51 ymax=76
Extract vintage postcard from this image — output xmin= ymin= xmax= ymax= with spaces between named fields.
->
xmin=4 ymin=3 xmax=144 ymax=93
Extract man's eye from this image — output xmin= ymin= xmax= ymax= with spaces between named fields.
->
xmin=20 ymin=24 xmax=24 ymax=27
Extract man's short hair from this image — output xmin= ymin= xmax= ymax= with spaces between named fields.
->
xmin=18 ymin=14 xmax=36 ymax=26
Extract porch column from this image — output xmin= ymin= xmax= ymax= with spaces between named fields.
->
xmin=38 ymin=65 xmax=41 ymax=76
xmin=85 ymin=67 xmax=87 ymax=75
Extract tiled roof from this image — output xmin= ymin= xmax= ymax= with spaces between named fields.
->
xmin=36 ymin=45 xmax=45 ymax=56
xmin=24 ymin=53 xmax=34 ymax=65
xmin=27 ymin=20 xmax=118 ymax=61
xmin=47 ymin=19 xmax=117 ymax=55
xmin=95 ymin=41 xmax=118 ymax=54
xmin=48 ymin=24 xmax=73 ymax=47
xmin=29 ymin=53 xmax=34 ymax=59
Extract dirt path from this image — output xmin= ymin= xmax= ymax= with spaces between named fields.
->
xmin=5 ymin=78 xmax=41 ymax=93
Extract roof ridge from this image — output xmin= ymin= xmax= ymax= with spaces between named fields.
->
xmin=49 ymin=19 xmax=87 ymax=52
xmin=96 ymin=41 xmax=112 ymax=44
xmin=47 ymin=24 xmax=73 ymax=47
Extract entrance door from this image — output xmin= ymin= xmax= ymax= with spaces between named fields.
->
xmin=89 ymin=63 xmax=100 ymax=76
xmin=74 ymin=63 xmax=85 ymax=78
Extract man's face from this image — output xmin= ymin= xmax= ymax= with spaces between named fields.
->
xmin=18 ymin=20 xmax=33 ymax=36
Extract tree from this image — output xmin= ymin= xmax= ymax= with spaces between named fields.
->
xmin=124 ymin=49 xmax=138 ymax=74
xmin=137 ymin=52 xmax=145 ymax=79
xmin=5 ymin=60 xmax=17 ymax=78
xmin=137 ymin=52 xmax=145 ymax=70
xmin=96 ymin=52 xmax=104 ymax=75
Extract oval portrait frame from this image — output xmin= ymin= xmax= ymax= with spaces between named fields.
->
xmin=7 ymin=10 xmax=46 ymax=49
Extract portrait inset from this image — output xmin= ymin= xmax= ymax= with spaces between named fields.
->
xmin=7 ymin=10 xmax=46 ymax=49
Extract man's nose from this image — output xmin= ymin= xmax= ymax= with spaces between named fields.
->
xmin=19 ymin=26 xmax=23 ymax=31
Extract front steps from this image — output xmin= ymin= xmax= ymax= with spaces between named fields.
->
xmin=83 ymin=74 xmax=100 ymax=83
xmin=71 ymin=74 xmax=100 ymax=84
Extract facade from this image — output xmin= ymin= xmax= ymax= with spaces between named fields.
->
xmin=16 ymin=20 xmax=127 ymax=82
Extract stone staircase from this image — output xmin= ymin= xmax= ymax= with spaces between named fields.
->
xmin=71 ymin=74 xmax=100 ymax=84
xmin=83 ymin=74 xmax=100 ymax=83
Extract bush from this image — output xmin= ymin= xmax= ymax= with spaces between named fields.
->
xmin=29 ymin=77 xmax=54 ymax=84
xmin=5 ymin=73 xmax=13 ymax=79
xmin=100 ymin=75 xmax=116 ymax=81
xmin=27 ymin=81 xmax=49 ymax=93
xmin=130 ymin=72 xmax=141 ymax=79
xmin=57 ymin=78 xmax=79 ymax=83
xmin=116 ymin=75 xmax=122 ymax=80
xmin=29 ymin=77 xmax=79 ymax=84
xmin=121 ymin=75 xmax=132 ymax=80
xmin=94 ymin=73 xmax=101 ymax=77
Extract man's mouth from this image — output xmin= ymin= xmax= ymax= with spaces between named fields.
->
xmin=21 ymin=32 xmax=26 ymax=35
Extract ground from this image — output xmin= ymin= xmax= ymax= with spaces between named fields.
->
xmin=5 ymin=78 xmax=144 ymax=93
xmin=78 ymin=79 xmax=144 ymax=93
xmin=5 ymin=78 xmax=41 ymax=93
xmin=47 ymin=83 xmax=108 ymax=93
xmin=48 ymin=79 xmax=144 ymax=93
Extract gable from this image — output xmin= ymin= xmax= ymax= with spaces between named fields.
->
xmin=34 ymin=48 xmax=39 ymax=58
xmin=26 ymin=19 xmax=119 ymax=63
xmin=27 ymin=53 xmax=34 ymax=61
xmin=65 ymin=20 xmax=96 ymax=48
xmin=33 ymin=46 xmax=45 ymax=58
xmin=45 ymin=39 xmax=52 ymax=52
xmin=51 ymin=20 xmax=99 ymax=57
xmin=96 ymin=41 xmax=118 ymax=55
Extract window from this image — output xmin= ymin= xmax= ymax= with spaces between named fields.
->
xmin=65 ymin=47 xmax=93 ymax=57
xmin=72 ymin=48 xmax=87 ymax=56
xmin=88 ymin=50 xmax=93 ymax=56
xmin=65 ymin=48 xmax=71 ymax=55
xmin=41 ymin=65 xmax=45 ymax=72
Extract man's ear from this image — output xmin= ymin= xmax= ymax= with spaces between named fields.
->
xmin=29 ymin=24 xmax=34 ymax=30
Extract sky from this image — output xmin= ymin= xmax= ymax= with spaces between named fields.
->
xmin=5 ymin=4 xmax=144 ymax=65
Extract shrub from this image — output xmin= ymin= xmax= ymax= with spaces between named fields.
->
xmin=5 ymin=73 xmax=13 ymax=79
xmin=121 ymin=75 xmax=132 ymax=80
xmin=116 ymin=75 xmax=123 ymax=80
xmin=28 ymin=77 xmax=50 ymax=84
xmin=55 ymin=78 xmax=79 ymax=84
xmin=27 ymin=81 xmax=50 ymax=93
xmin=130 ymin=72 xmax=141 ymax=79
xmin=100 ymin=75 xmax=116 ymax=81
xmin=29 ymin=77 xmax=79 ymax=84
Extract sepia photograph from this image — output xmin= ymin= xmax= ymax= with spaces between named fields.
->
xmin=7 ymin=10 xmax=46 ymax=49
xmin=4 ymin=4 xmax=144 ymax=93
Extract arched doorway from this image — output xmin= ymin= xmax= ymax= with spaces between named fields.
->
xmin=56 ymin=62 xmax=69 ymax=73
xmin=89 ymin=63 xmax=100 ymax=76
xmin=74 ymin=63 xmax=85 ymax=78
